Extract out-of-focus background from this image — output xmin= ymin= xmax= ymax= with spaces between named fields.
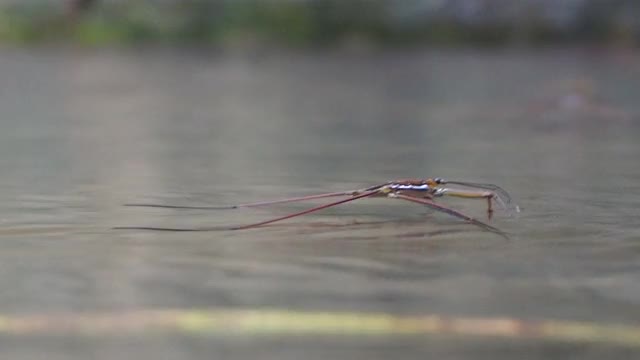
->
xmin=1 ymin=1 xmax=640 ymax=359
xmin=1 ymin=0 xmax=640 ymax=47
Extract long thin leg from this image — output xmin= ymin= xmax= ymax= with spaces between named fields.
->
xmin=115 ymin=190 xmax=379 ymax=232
xmin=231 ymin=190 xmax=380 ymax=230
xmin=124 ymin=204 xmax=239 ymax=210
xmin=440 ymin=180 xmax=517 ymax=212
xmin=124 ymin=191 xmax=355 ymax=210
xmin=442 ymin=181 xmax=512 ymax=203
xmin=434 ymin=188 xmax=495 ymax=218
xmin=113 ymin=225 xmax=226 ymax=232
xmin=392 ymin=194 xmax=508 ymax=239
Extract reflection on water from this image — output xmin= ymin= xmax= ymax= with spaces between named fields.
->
xmin=1 ymin=48 xmax=639 ymax=359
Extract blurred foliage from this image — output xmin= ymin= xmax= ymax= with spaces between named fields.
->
xmin=0 ymin=0 xmax=638 ymax=47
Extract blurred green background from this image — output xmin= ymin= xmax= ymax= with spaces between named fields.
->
xmin=1 ymin=0 xmax=638 ymax=48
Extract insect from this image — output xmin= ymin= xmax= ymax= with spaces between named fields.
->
xmin=117 ymin=178 xmax=518 ymax=237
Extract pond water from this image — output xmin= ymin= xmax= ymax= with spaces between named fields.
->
xmin=0 ymin=48 xmax=639 ymax=359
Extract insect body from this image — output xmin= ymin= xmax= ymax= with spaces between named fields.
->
xmin=119 ymin=178 xmax=517 ymax=237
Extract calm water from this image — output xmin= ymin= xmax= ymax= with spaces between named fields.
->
xmin=1 ymin=48 xmax=640 ymax=359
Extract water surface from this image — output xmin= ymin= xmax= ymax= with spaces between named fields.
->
xmin=1 ymin=48 xmax=639 ymax=359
